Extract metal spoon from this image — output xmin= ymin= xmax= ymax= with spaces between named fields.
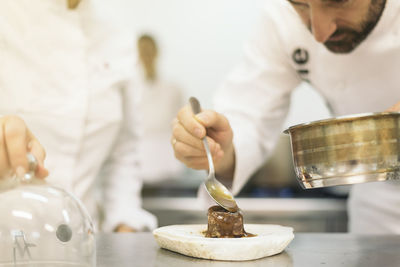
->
xmin=189 ymin=97 xmax=239 ymax=212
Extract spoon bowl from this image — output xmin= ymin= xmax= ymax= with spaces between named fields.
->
xmin=189 ymin=97 xmax=239 ymax=212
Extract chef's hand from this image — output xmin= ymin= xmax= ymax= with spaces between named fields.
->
xmin=114 ymin=224 xmax=137 ymax=233
xmin=386 ymin=101 xmax=400 ymax=112
xmin=171 ymin=105 xmax=235 ymax=182
xmin=0 ymin=116 xmax=48 ymax=179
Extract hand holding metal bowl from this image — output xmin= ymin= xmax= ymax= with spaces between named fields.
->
xmin=284 ymin=112 xmax=400 ymax=189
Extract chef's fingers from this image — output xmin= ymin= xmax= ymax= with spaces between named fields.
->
xmin=173 ymin=136 xmax=222 ymax=158
xmin=177 ymin=105 xmax=206 ymax=139
xmin=178 ymin=156 xmax=209 ymax=170
xmin=194 ymin=110 xmax=231 ymax=133
xmin=173 ymin=138 xmax=223 ymax=169
xmin=0 ymin=120 xmax=11 ymax=178
xmin=172 ymin=119 xmax=204 ymax=151
xmin=3 ymin=116 xmax=29 ymax=176
xmin=178 ymin=153 xmax=224 ymax=170
xmin=386 ymin=101 xmax=400 ymax=112
xmin=28 ymin=137 xmax=48 ymax=179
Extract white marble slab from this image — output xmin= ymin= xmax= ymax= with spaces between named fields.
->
xmin=153 ymin=224 xmax=294 ymax=261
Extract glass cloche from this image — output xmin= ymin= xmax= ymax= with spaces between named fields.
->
xmin=0 ymin=154 xmax=96 ymax=266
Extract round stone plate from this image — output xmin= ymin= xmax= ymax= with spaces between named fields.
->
xmin=153 ymin=224 xmax=294 ymax=261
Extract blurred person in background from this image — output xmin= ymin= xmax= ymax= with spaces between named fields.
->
xmin=0 ymin=0 xmax=156 ymax=232
xmin=171 ymin=0 xmax=400 ymax=234
xmin=136 ymin=34 xmax=185 ymax=183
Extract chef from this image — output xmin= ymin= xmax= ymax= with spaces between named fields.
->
xmin=171 ymin=0 xmax=400 ymax=234
xmin=0 ymin=0 xmax=157 ymax=232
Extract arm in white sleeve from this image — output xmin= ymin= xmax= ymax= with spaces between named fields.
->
xmin=89 ymin=15 xmax=157 ymax=231
xmin=101 ymin=78 xmax=157 ymax=232
xmin=214 ymin=6 xmax=302 ymax=195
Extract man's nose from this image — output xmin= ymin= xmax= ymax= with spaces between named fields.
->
xmin=310 ymin=6 xmax=337 ymax=43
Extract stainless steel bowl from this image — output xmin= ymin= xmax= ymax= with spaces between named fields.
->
xmin=284 ymin=112 xmax=400 ymax=189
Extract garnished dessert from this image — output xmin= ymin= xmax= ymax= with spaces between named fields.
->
xmin=204 ymin=205 xmax=255 ymax=238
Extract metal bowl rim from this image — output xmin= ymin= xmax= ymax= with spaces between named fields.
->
xmin=283 ymin=111 xmax=400 ymax=134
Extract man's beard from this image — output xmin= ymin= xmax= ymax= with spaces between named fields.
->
xmin=312 ymin=0 xmax=386 ymax=54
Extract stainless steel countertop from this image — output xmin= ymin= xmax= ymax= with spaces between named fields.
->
xmin=143 ymin=198 xmax=348 ymax=232
xmin=143 ymin=197 xmax=347 ymax=213
xmin=97 ymin=233 xmax=400 ymax=267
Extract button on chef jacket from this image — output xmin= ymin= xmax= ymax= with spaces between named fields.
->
xmin=0 ymin=0 xmax=157 ymax=232
xmin=214 ymin=0 xmax=400 ymax=234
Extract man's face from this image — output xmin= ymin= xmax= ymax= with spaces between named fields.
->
xmin=288 ymin=0 xmax=386 ymax=53
xmin=138 ymin=39 xmax=157 ymax=66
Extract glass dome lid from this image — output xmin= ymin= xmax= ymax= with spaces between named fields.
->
xmin=0 ymin=154 xmax=96 ymax=267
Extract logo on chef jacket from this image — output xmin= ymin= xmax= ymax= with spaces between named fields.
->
xmin=292 ymin=48 xmax=309 ymax=81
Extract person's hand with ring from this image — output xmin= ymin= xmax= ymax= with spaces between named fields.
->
xmin=0 ymin=116 xmax=48 ymax=180
xmin=171 ymin=104 xmax=236 ymax=181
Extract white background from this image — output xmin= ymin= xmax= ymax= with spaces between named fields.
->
xmin=108 ymin=0 xmax=331 ymax=128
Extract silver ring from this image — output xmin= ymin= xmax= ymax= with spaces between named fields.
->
xmin=171 ymin=138 xmax=177 ymax=146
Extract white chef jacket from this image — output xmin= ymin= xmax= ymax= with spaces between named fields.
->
xmin=135 ymin=68 xmax=185 ymax=183
xmin=0 ymin=0 xmax=157 ymax=232
xmin=214 ymin=0 xmax=400 ymax=233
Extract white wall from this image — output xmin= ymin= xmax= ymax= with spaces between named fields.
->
xmin=110 ymin=0 xmax=331 ymax=127
xmin=111 ymin=0 xmax=265 ymax=107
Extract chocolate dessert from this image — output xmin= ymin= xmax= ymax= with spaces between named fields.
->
xmin=205 ymin=205 xmax=254 ymax=238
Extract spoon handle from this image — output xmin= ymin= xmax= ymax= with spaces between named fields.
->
xmin=189 ymin=97 xmax=201 ymax=114
xmin=189 ymin=97 xmax=215 ymax=175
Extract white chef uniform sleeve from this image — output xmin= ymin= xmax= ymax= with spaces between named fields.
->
xmin=90 ymin=16 xmax=157 ymax=231
xmin=101 ymin=77 xmax=157 ymax=232
xmin=213 ymin=6 xmax=302 ymax=196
